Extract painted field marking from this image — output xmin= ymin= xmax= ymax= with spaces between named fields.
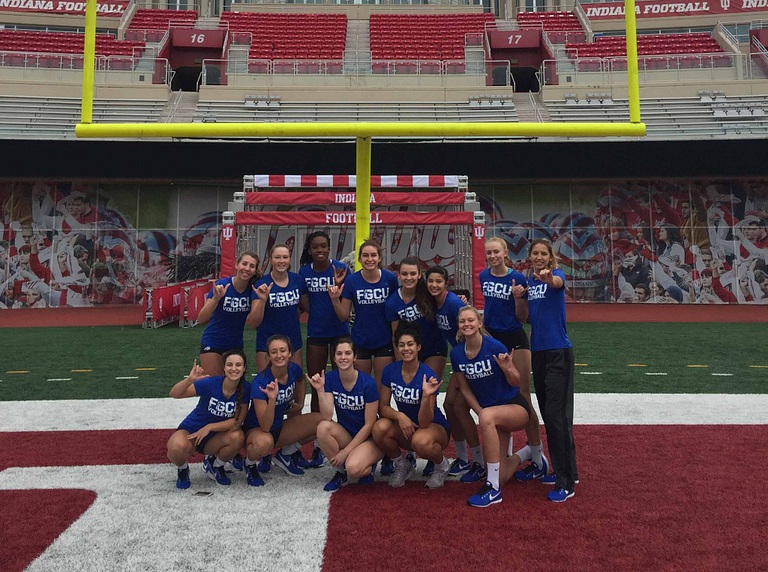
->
xmin=6 ymin=371 xmax=29 ymax=374
xmin=71 ymin=369 xmax=92 ymax=373
xmin=749 ymin=365 xmax=768 ymax=368
xmin=580 ymin=372 xmax=603 ymax=375
xmin=575 ymin=363 xmax=588 ymax=366
xmin=645 ymin=372 xmax=668 ymax=376
xmin=711 ymin=373 xmax=734 ymax=377
xmin=687 ymin=365 xmax=709 ymax=368
xmin=628 ymin=364 xmax=647 ymax=367
xmin=116 ymin=376 xmax=139 ymax=380
xmin=47 ymin=378 xmax=72 ymax=382
xmin=135 ymin=368 xmax=156 ymax=371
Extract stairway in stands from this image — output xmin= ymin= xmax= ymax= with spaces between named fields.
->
xmin=344 ymin=19 xmax=371 ymax=74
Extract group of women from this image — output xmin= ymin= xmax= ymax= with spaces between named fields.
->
xmin=166 ymin=231 xmax=578 ymax=506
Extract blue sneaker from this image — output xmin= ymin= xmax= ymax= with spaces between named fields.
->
xmin=308 ymin=447 xmax=325 ymax=468
xmin=460 ymin=462 xmax=487 ymax=483
xmin=203 ymin=456 xmax=231 ymax=485
xmin=467 ymin=482 xmax=502 ymax=507
xmin=422 ymin=460 xmax=435 ymax=477
xmin=358 ymin=464 xmax=377 ymax=486
xmin=176 ymin=466 xmax=190 ymax=489
xmin=547 ymin=487 xmax=575 ymax=502
xmin=246 ymin=464 xmax=264 ymax=487
xmin=274 ymin=450 xmax=305 ymax=476
xmin=324 ymin=471 xmax=348 ymax=491
xmin=380 ymin=456 xmax=394 ymax=476
xmin=291 ymin=450 xmax=311 ymax=470
xmin=540 ymin=473 xmax=557 ymax=485
xmin=257 ymin=454 xmax=272 ymax=473
xmin=230 ymin=453 xmax=244 ymax=471
xmin=514 ymin=457 xmax=550 ymax=482
xmin=406 ymin=453 xmax=416 ymax=469
xmin=449 ymin=458 xmax=472 ymax=476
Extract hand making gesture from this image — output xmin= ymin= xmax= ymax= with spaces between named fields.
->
xmin=421 ymin=374 xmax=441 ymax=397
xmin=511 ymin=278 xmax=528 ymax=299
xmin=493 ymin=351 xmax=516 ymax=373
xmin=187 ymin=359 xmax=207 ymax=383
xmin=212 ymin=283 xmax=226 ymax=302
xmin=254 ymin=281 xmax=273 ymax=301
xmin=305 ymin=372 xmax=326 ymax=393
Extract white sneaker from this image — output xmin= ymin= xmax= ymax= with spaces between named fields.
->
xmin=388 ymin=456 xmax=415 ymax=488
xmin=424 ymin=460 xmax=451 ymax=489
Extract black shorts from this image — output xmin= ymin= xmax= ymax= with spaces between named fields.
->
xmin=200 ymin=344 xmax=244 ymax=356
xmin=495 ymin=392 xmax=531 ymax=416
xmin=418 ymin=346 xmax=448 ymax=361
xmin=306 ymin=336 xmax=346 ymax=348
xmin=356 ymin=343 xmax=395 ymax=360
xmin=244 ymin=423 xmax=282 ymax=447
xmin=487 ymin=327 xmax=530 ymax=351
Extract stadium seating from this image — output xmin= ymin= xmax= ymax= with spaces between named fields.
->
xmin=0 ymin=30 xmax=144 ymax=57
xmin=219 ymin=13 xmax=346 ymax=61
xmin=369 ymin=13 xmax=494 ymax=61
xmin=566 ymin=33 xmax=723 ymax=59
xmin=128 ymin=8 xmax=198 ymax=30
xmin=516 ymin=11 xmax=586 ymax=44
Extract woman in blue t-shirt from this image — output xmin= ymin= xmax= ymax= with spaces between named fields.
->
xmin=512 ymin=238 xmax=578 ymax=503
xmin=250 ymin=244 xmax=308 ymax=374
xmin=197 ymin=251 xmax=261 ymax=377
xmin=451 ymin=306 xmax=530 ymax=508
xmin=306 ymin=337 xmax=382 ymax=492
xmin=166 ymin=349 xmax=251 ymax=489
xmin=424 ymin=265 xmax=484 ymax=483
xmin=480 ymin=237 xmax=548 ymax=480
xmin=241 ymin=335 xmax=323 ymax=487
xmin=373 ymin=325 xmax=452 ymax=490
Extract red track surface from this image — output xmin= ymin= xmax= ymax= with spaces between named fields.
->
xmin=1 ymin=426 xmax=766 ymax=571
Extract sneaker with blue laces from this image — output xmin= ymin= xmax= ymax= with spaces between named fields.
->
xmin=257 ymin=454 xmax=272 ymax=473
xmin=224 ymin=453 xmax=245 ymax=473
xmin=514 ymin=457 xmax=550 ymax=482
xmin=449 ymin=458 xmax=472 ymax=476
xmin=291 ymin=450 xmax=311 ymax=470
xmin=380 ymin=456 xmax=394 ymax=476
xmin=246 ymin=464 xmax=264 ymax=487
xmin=324 ymin=471 xmax=348 ymax=491
xmin=467 ymin=481 xmax=502 ymax=507
xmin=176 ymin=466 xmax=190 ymax=489
xmin=358 ymin=464 xmax=377 ymax=486
xmin=422 ymin=460 xmax=435 ymax=477
xmin=547 ymin=487 xmax=575 ymax=502
xmin=308 ymin=447 xmax=325 ymax=468
xmin=273 ymin=449 xmax=305 ymax=476
xmin=203 ymin=455 xmax=232 ymax=485
xmin=460 ymin=462 xmax=487 ymax=483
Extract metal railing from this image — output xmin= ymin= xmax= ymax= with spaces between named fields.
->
xmin=752 ymin=37 xmax=768 ymax=79
xmin=134 ymin=0 xmax=201 ymax=11
xmin=715 ymin=22 xmax=740 ymax=52
xmin=119 ymin=0 xmax=137 ymax=29
xmin=529 ymin=90 xmax=543 ymax=121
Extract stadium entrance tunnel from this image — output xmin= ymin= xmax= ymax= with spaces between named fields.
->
xmin=172 ymin=66 xmax=201 ymax=92
xmin=511 ymin=67 xmax=540 ymax=92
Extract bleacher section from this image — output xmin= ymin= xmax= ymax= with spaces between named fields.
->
xmin=128 ymin=8 xmax=198 ymax=30
xmin=369 ymin=13 xmax=494 ymax=61
xmin=567 ymin=33 xmax=723 ymax=59
xmin=220 ymin=13 xmax=346 ymax=61
xmin=517 ymin=11 xmax=586 ymax=44
xmin=545 ymin=94 xmax=768 ymax=138
xmin=0 ymin=30 xmax=144 ymax=57
xmin=0 ymin=95 xmax=167 ymax=139
xmin=194 ymin=98 xmax=517 ymax=123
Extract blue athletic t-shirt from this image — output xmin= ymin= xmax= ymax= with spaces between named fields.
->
xmin=385 ymin=289 xmax=447 ymax=357
xmin=324 ymin=369 xmax=379 ymax=437
xmin=479 ymin=268 xmax=526 ymax=333
xmin=342 ymin=269 xmax=399 ymax=349
xmin=435 ymin=291 xmax=465 ymax=348
xmin=527 ymin=269 xmax=571 ymax=352
xmin=201 ymin=277 xmax=257 ymax=350
xmin=254 ymin=272 xmax=307 ymax=352
xmin=380 ymin=361 xmax=449 ymax=431
xmin=245 ymin=361 xmax=303 ymax=431
xmin=299 ymin=260 xmax=350 ymax=339
xmin=450 ymin=336 xmax=519 ymax=408
xmin=179 ymin=376 xmax=251 ymax=432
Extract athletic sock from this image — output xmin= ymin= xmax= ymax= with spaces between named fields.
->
xmin=530 ymin=444 xmax=543 ymax=467
xmin=507 ymin=436 xmax=514 ymax=457
xmin=281 ymin=442 xmax=301 ymax=456
xmin=515 ymin=443 xmax=532 ymax=463
xmin=213 ymin=457 xmax=225 ymax=468
xmin=245 ymin=457 xmax=258 ymax=467
xmin=487 ymin=462 xmax=501 ymax=490
xmin=470 ymin=445 xmax=485 ymax=468
xmin=179 ymin=462 xmax=189 ymax=470
xmin=314 ymin=438 xmax=320 ymax=449
xmin=392 ymin=453 xmax=404 ymax=464
xmin=454 ymin=440 xmax=469 ymax=463
xmin=437 ymin=457 xmax=449 ymax=471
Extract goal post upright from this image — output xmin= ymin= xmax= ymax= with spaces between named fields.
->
xmin=355 ymin=137 xmax=372 ymax=271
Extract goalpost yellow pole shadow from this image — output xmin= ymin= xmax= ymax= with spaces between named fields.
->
xmin=77 ymin=0 xmax=644 ymax=259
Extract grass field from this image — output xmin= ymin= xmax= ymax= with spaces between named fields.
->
xmin=1 ymin=322 xmax=766 ymax=401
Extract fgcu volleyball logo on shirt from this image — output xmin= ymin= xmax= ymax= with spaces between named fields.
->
xmin=207 ymin=398 xmax=236 ymax=417
xmin=332 ymin=392 xmax=365 ymax=410
xmin=356 ymin=287 xmax=390 ymax=305
xmin=392 ymin=384 xmax=420 ymax=405
xmin=528 ymin=283 xmax=549 ymax=301
xmin=436 ymin=315 xmax=450 ymax=330
xmin=305 ymin=276 xmax=334 ymax=292
xmin=482 ymin=282 xmax=513 ymax=299
xmin=457 ymin=359 xmax=493 ymax=379
xmin=269 ymin=289 xmax=301 ymax=308
xmin=275 ymin=384 xmax=295 ymax=406
xmin=222 ymin=296 xmax=250 ymax=312
xmin=397 ymin=305 xmax=423 ymax=321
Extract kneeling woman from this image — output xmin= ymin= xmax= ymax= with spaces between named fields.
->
xmin=242 ymin=335 xmax=322 ymax=486
xmin=374 ymin=325 xmax=452 ymax=489
xmin=450 ymin=306 xmax=530 ymax=507
xmin=307 ymin=338 xmax=382 ymax=491
xmin=167 ymin=350 xmax=250 ymax=489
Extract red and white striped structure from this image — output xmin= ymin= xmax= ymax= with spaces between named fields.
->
xmin=245 ymin=174 xmax=461 ymax=189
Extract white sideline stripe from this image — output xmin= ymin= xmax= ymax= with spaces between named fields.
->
xmin=47 ymin=378 xmax=72 ymax=382
xmin=115 ymin=376 xmax=139 ymax=380
xmin=579 ymin=372 xmax=603 ymax=375
xmin=645 ymin=373 xmax=668 ymax=376
xmin=711 ymin=373 xmax=734 ymax=377
xmin=2 ymin=394 xmax=768 ymax=431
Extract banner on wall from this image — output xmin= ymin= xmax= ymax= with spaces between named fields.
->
xmin=583 ymin=0 xmax=768 ymax=20
xmin=0 ymin=0 xmax=129 ymax=17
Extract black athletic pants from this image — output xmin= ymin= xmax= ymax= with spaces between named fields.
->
xmin=532 ymin=347 xmax=578 ymax=491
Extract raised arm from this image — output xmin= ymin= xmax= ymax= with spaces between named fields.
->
xmin=418 ymin=373 xmax=439 ymax=428
xmin=306 ymin=372 xmax=335 ymax=420
xmin=247 ymin=282 xmax=272 ymax=328
xmin=169 ymin=361 xmax=207 ymax=398
xmin=328 ymin=284 xmax=352 ymax=321
xmin=197 ymin=283 xmax=226 ymax=324
xmin=494 ymin=351 xmax=521 ymax=388
xmin=252 ymin=380 xmax=278 ymax=431
xmin=512 ymin=279 xmax=528 ymax=323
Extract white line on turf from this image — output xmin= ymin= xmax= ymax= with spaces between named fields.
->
xmin=711 ymin=373 xmax=734 ymax=377
xmin=645 ymin=373 xmax=668 ymax=376
xmin=47 ymin=378 xmax=72 ymax=382
xmin=115 ymin=376 xmax=139 ymax=380
xmin=580 ymin=372 xmax=603 ymax=375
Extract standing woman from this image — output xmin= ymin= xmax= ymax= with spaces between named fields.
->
xmin=480 ymin=237 xmax=549 ymax=480
xmin=166 ymin=350 xmax=250 ymax=489
xmin=513 ymin=238 xmax=578 ymax=502
xmin=306 ymin=337 xmax=382 ymax=491
xmin=197 ymin=251 xmax=261 ymax=376
xmin=373 ymin=325 xmax=452 ymax=489
xmin=425 ymin=265 xmax=485 ymax=483
xmin=241 ymin=335 xmax=322 ymax=486
xmin=450 ymin=306 xmax=530 ymax=507
xmin=298 ymin=231 xmax=350 ymax=467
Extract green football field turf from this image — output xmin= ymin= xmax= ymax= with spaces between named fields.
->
xmin=0 ymin=322 xmax=766 ymax=401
